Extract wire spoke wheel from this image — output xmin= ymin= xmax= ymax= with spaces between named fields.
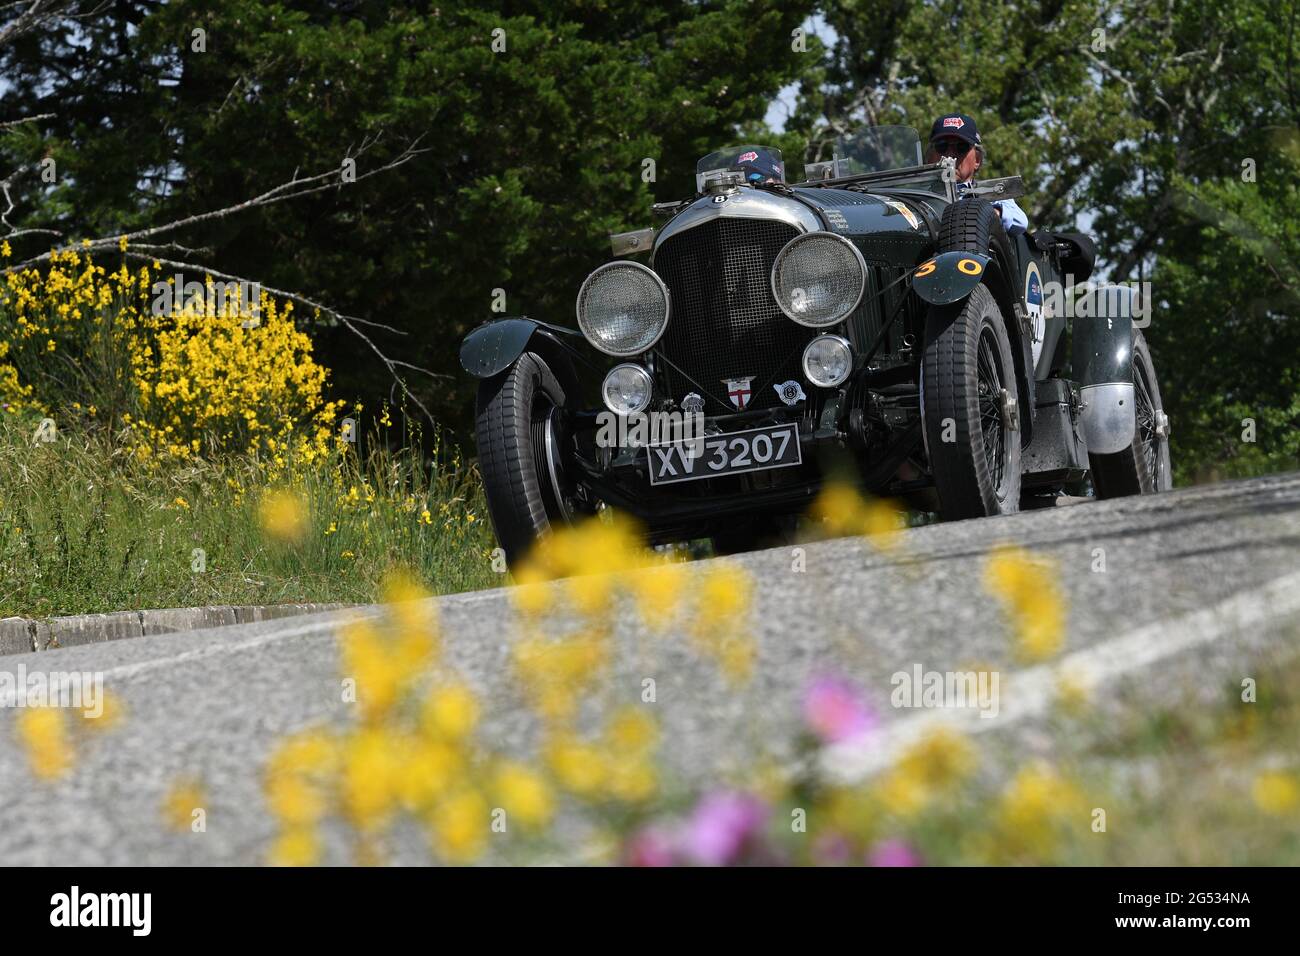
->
xmin=1088 ymin=329 xmax=1173 ymax=498
xmin=1134 ymin=358 xmax=1160 ymax=489
xmin=977 ymin=329 xmax=1008 ymax=495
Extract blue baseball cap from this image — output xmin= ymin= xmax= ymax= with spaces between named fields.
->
xmin=929 ymin=113 xmax=981 ymax=147
xmin=731 ymin=147 xmax=785 ymax=184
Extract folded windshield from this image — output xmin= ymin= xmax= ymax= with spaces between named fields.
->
xmin=695 ymin=145 xmax=785 ymax=192
xmin=819 ymin=125 xmax=924 ymax=177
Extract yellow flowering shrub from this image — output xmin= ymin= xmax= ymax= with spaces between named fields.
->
xmin=0 ymin=244 xmax=341 ymax=460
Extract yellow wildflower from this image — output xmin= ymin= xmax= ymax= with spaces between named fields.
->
xmin=985 ymin=544 xmax=1066 ymax=662
xmin=996 ymin=763 xmax=1084 ymax=860
xmin=265 ymin=772 xmax=329 ymax=827
xmin=162 ymin=779 xmax=207 ymax=832
xmin=17 ymin=707 xmax=73 ymax=779
xmin=430 ymin=788 xmax=489 ymax=863
xmin=259 ymin=488 xmax=307 ymax=544
xmin=340 ymin=728 xmax=399 ymax=831
xmin=396 ymin=738 xmax=464 ymax=811
xmin=269 ymin=826 xmax=321 ymax=867
xmin=545 ymin=734 xmax=607 ymax=797
xmin=492 ymin=761 xmax=554 ymax=829
xmin=422 ymin=683 xmax=479 ymax=742
xmin=811 ymin=482 xmax=865 ymax=536
xmin=605 ymin=707 xmax=658 ymax=754
xmin=339 ymin=618 xmax=403 ymax=721
xmin=1252 ymin=771 xmax=1300 ymax=815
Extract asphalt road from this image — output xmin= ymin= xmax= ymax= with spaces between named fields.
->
xmin=2 ymin=472 xmax=1299 ymax=865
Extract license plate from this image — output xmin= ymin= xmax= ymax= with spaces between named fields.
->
xmin=647 ymin=422 xmax=802 ymax=485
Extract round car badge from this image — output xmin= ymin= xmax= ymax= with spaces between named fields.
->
xmin=774 ymin=380 xmax=807 ymax=406
xmin=712 ymin=194 xmax=727 ymax=204
xmin=1024 ymin=260 xmax=1045 ymax=367
xmin=681 ymin=392 xmax=705 ymax=414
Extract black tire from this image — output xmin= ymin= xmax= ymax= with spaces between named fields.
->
xmin=474 ymin=351 xmax=573 ymax=568
xmin=938 ymin=196 xmax=1016 ymax=288
xmin=922 ymin=283 xmax=1022 ymax=519
xmin=921 ymin=197 xmax=1021 ymax=521
xmin=1089 ymin=330 xmax=1173 ymax=497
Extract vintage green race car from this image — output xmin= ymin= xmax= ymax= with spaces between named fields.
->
xmin=461 ymin=125 xmax=1172 ymax=566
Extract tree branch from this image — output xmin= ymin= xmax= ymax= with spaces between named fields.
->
xmin=2 ymin=134 xmax=428 ymax=265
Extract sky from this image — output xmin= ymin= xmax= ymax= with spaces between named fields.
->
xmin=763 ymin=14 xmax=832 ymax=134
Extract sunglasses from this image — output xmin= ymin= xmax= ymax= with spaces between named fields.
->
xmin=931 ymin=139 xmax=973 ymax=158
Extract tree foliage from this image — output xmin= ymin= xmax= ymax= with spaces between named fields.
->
xmin=1 ymin=0 xmax=1294 ymax=480
xmin=791 ymin=0 xmax=1297 ymax=481
xmin=1 ymin=0 xmax=818 ymax=436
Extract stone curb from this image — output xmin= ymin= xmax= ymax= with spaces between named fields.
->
xmin=0 ymin=603 xmax=352 ymax=656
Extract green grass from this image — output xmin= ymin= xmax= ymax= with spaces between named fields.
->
xmin=903 ymin=643 xmax=1300 ymax=865
xmin=1066 ymin=646 xmax=1300 ymax=864
xmin=0 ymin=416 xmax=500 ymax=617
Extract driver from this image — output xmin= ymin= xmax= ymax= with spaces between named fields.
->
xmin=925 ymin=113 xmax=1028 ymax=236
xmin=733 ymin=147 xmax=785 ymax=185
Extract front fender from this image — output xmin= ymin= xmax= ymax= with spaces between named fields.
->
xmin=911 ymin=251 xmax=991 ymax=306
xmin=1071 ymin=286 xmax=1138 ymax=454
xmin=459 ymin=317 xmax=582 ymax=378
xmin=460 ymin=317 xmax=596 ymax=411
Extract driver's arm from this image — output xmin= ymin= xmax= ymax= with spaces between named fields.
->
xmin=994 ymin=198 xmax=1028 ymax=237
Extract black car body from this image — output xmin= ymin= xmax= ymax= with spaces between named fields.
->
xmin=461 ymin=127 xmax=1172 ymax=565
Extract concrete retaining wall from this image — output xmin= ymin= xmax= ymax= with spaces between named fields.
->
xmin=0 ymin=603 xmax=350 ymax=656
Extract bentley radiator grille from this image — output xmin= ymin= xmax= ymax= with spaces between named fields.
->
xmin=653 ymin=217 xmax=809 ymax=413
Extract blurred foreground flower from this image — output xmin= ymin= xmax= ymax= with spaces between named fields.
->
xmin=16 ymin=706 xmax=73 ymax=780
xmin=162 ymin=778 xmax=207 ymax=832
xmin=622 ymin=790 xmax=773 ymax=867
xmin=684 ymin=791 xmax=769 ymax=866
xmin=803 ymin=675 xmax=879 ymax=744
xmin=269 ymin=826 xmax=321 ymax=867
xmin=623 ymin=825 xmax=678 ymax=867
xmin=258 ymin=488 xmax=307 ymax=544
xmin=82 ymin=688 xmax=125 ymax=731
xmin=996 ymin=763 xmax=1084 ymax=860
xmin=868 ymin=838 xmax=923 ymax=867
xmin=984 ymin=544 xmax=1066 ymax=662
xmin=1252 ymin=771 xmax=1300 ymax=815
xmin=492 ymin=761 xmax=554 ymax=830
xmin=692 ymin=563 xmax=757 ymax=683
xmin=877 ymin=729 xmax=975 ymax=818
xmin=810 ymin=482 xmax=905 ymax=550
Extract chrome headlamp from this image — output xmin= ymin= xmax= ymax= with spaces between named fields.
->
xmin=802 ymin=334 xmax=853 ymax=388
xmin=576 ymin=261 xmax=670 ymax=357
xmin=771 ymin=232 xmax=867 ymax=328
xmin=601 ymin=363 xmax=653 ymax=415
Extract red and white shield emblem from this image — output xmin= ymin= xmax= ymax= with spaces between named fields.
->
xmin=722 ymin=376 xmax=755 ymax=409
